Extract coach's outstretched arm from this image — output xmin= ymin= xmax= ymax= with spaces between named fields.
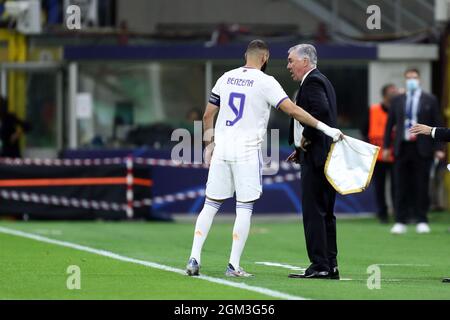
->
xmin=278 ymin=98 xmax=343 ymax=142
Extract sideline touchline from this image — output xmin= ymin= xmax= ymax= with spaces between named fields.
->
xmin=0 ymin=226 xmax=306 ymax=300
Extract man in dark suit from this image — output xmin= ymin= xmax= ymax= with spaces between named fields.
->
xmin=410 ymin=124 xmax=450 ymax=142
xmin=409 ymin=123 xmax=449 ymax=284
xmin=383 ymin=68 xmax=445 ymax=234
xmin=285 ymin=44 xmax=339 ymax=280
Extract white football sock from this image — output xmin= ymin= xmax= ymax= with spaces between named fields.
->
xmin=229 ymin=201 xmax=254 ymax=269
xmin=189 ymin=198 xmax=222 ymax=264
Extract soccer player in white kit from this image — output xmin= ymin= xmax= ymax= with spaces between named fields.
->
xmin=186 ymin=40 xmax=342 ymax=277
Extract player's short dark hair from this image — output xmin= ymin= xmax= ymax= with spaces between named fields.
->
xmin=404 ymin=68 xmax=420 ymax=77
xmin=246 ymin=40 xmax=269 ymax=54
xmin=381 ymin=83 xmax=395 ymax=97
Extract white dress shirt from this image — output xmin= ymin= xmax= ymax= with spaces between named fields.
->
xmin=293 ymin=68 xmax=316 ymax=147
xmin=403 ymin=88 xmax=422 ymax=141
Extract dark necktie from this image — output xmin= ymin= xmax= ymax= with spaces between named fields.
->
xmin=406 ymin=91 xmax=415 ymax=141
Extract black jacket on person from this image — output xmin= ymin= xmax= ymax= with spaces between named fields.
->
xmin=434 ymin=127 xmax=450 ymax=142
xmin=383 ymin=91 xmax=443 ymax=158
xmin=288 ymin=69 xmax=338 ymax=167
xmin=0 ymin=112 xmax=30 ymax=157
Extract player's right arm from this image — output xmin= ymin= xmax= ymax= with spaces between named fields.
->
xmin=203 ymin=103 xmax=219 ymax=148
xmin=202 ymin=74 xmax=224 ymax=164
xmin=263 ymin=76 xmax=342 ymax=142
xmin=278 ymin=98 xmax=342 ymax=142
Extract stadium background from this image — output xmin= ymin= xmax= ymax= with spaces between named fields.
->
xmin=0 ymin=0 xmax=449 ymax=302
xmin=1 ymin=0 xmax=449 ymax=219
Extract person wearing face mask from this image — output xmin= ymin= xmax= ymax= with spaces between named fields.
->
xmin=383 ymin=68 xmax=445 ymax=234
xmin=362 ymin=84 xmax=399 ymax=224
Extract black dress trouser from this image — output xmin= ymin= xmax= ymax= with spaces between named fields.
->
xmin=372 ymin=161 xmax=395 ymax=220
xmin=394 ymin=142 xmax=432 ymax=224
xmin=301 ymin=163 xmax=337 ymax=272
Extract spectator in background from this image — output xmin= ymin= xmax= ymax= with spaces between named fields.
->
xmin=183 ymin=108 xmax=203 ymax=152
xmin=383 ymin=68 xmax=445 ymax=234
xmin=205 ymin=23 xmax=249 ymax=47
xmin=0 ymin=96 xmax=31 ymax=158
xmin=42 ymin=0 xmax=61 ymax=26
xmin=180 ymin=108 xmax=202 ymax=135
xmin=362 ymin=84 xmax=398 ymax=223
xmin=315 ymin=22 xmax=330 ymax=43
xmin=118 ymin=20 xmax=129 ymax=46
xmin=205 ymin=23 xmax=232 ymax=47
xmin=0 ymin=0 xmax=13 ymax=28
xmin=186 ymin=108 xmax=202 ymax=123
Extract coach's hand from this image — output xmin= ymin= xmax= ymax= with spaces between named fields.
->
xmin=300 ymin=136 xmax=311 ymax=151
xmin=286 ymin=149 xmax=298 ymax=163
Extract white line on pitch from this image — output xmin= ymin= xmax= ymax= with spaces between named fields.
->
xmin=376 ymin=264 xmax=431 ymax=267
xmin=0 ymin=226 xmax=306 ymax=300
xmin=255 ymin=261 xmax=306 ymax=271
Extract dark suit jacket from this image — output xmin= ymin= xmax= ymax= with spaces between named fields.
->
xmin=434 ymin=127 xmax=450 ymax=142
xmin=383 ymin=91 xmax=443 ymax=158
xmin=0 ymin=112 xmax=31 ymax=157
xmin=288 ymin=69 xmax=337 ymax=167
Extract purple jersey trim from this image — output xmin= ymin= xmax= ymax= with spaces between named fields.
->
xmin=275 ymin=96 xmax=289 ymax=109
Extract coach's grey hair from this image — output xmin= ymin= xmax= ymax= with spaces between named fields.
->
xmin=288 ymin=44 xmax=317 ymax=67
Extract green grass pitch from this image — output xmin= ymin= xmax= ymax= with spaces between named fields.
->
xmin=0 ymin=213 xmax=449 ymax=300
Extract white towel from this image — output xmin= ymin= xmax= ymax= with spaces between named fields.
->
xmin=324 ymin=135 xmax=380 ymax=195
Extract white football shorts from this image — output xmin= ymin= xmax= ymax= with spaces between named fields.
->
xmin=205 ymin=150 xmax=263 ymax=202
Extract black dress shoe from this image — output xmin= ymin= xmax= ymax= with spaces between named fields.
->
xmin=443 ymin=278 xmax=450 ymax=283
xmin=288 ymin=269 xmax=329 ymax=279
xmin=328 ymin=267 xmax=340 ymax=280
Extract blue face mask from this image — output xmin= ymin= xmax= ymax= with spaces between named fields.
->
xmin=406 ymin=79 xmax=419 ymax=92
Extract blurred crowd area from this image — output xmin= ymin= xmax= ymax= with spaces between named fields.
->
xmin=0 ymin=0 xmax=447 ymax=216
xmin=0 ymin=0 xmax=448 ymax=153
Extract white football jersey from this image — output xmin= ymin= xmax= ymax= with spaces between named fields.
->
xmin=209 ymin=67 xmax=288 ymax=161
